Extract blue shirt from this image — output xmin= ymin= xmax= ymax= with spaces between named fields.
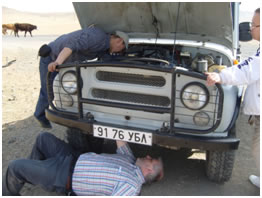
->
xmin=72 ymin=144 xmax=145 ymax=196
xmin=49 ymin=26 xmax=110 ymax=63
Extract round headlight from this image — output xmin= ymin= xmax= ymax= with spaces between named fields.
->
xmin=193 ymin=111 xmax=210 ymax=126
xmin=61 ymin=94 xmax=74 ymax=107
xmin=61 ymin=71 xmax=77 ymax=94
xmin=180 ymin=82 xmax=209 ymax=110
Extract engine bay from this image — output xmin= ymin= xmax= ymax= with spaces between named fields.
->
xmin=98 ymin=43 xmax=229 ymax=73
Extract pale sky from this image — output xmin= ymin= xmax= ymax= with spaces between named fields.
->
xmin=2 ymin=0 xmax=75 ymax=13
xmin=1 ymin=0 xmax=260 ymax=13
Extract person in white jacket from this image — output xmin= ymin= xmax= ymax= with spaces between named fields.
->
xmin=206 ymin=8 xmax=260 ymax=188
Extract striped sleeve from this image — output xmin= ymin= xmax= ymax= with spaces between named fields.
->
xmin=116 ymin=144 xmax=136 ymax=163
xmin=112 ymin=182 xmax=139 ymax=196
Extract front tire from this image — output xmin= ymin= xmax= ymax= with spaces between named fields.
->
xmin=205 ymin=150 xmax=236 ymax=183
xmin=205 ymin=125 xmax=237 ymax=183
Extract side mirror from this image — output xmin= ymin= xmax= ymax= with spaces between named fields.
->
xmin=239 ymin=22 xmax=252 ymax=42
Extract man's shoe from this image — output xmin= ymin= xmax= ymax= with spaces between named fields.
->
xmin=34 ymin=117 xmax=52 ymax=129
xmin=249 ymin=175 xmax=260 ymax=188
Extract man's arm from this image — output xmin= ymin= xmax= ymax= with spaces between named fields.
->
xmin=206 ymin=55 xmax=260 ymax=86
xmin=116 ymin=140 xmax=135 ymax=163
xmin=112 ymin=184 xmax=139 ymax=196
xmin=48 ymin=47 xmax=72 ymax=72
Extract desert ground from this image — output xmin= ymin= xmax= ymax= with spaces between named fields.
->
xmin=2 ymin=6 xmax=260 ymax=196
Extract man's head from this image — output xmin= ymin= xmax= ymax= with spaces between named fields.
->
xmin=109 ymin=31 xmax=129 ymax=53
xmin=251 ymin=8 xmax=260 ymax=41
xmin=136 ymin=155 xmax=164 ymax=183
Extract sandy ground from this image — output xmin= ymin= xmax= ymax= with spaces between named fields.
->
xmin=1 ymin=6 xmax=260 ymax=196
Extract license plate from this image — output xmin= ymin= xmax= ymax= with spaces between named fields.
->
xmin=93 ymin=124 xmax=152 ymax=146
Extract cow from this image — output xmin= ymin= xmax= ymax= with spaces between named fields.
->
xmin=2 ymin=27 xmax=7 ymax=35
xmin=2 ymin=24 xmax=16 ymax=35
xmin=14 ymin=23 xmax=37 ymax=37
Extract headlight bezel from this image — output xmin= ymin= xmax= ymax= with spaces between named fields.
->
xmin=180 ymin=82 xmax=209 ymax=110
xmin=193 ymin=111 xmax=210 ymax=126
xmin=61 ymin=94 xmax=74 ymax=107
xmin=61 ymin=70 xmax=78 ymax=95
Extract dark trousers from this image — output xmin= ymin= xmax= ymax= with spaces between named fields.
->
xmin=2 ymin=132 xmax=81 ymax=196
xmin=34 ymin=56 xmax=58 ymax=122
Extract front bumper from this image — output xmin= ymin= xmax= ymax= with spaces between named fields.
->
xmin=46 ymin=109 xmax=240 ymax=151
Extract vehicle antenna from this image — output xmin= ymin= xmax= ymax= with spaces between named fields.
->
xmin=171 ymin=2 xmax=181 ymax=64
xmin=152 ymin=15 xmax=160 ymax=48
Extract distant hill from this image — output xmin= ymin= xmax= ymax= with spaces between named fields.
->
xmin=2 ymin=6 xmax=81 ymax=36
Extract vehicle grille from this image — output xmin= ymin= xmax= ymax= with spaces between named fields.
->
xmin=48 ymin=65 xmax=223 ymax=134
xmin=92 ymin=88 xmax=170 ymax=107
xmin=96 ymin=71 xmax=166 ymax=87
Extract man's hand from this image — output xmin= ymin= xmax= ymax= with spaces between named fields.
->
xmin=116 ymin=140 xmax=127 ymax=149
xmin=205 ymin=72 xmax=222 ymax=86
xmin=48 ymin=61 xmax=59 ymax=72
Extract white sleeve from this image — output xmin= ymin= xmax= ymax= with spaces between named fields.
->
xmin=219 ymin=55 xmax=260 ymax=86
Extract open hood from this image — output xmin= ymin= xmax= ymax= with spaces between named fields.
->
xmin=73 ymin=2 xmax=234 ymax=50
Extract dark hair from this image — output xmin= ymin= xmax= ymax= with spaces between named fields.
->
xmin=255 ymin=8 xmax=260 ymax=13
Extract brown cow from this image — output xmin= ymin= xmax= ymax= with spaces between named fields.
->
xmin=2 ymin=24 xmax=16 ymax=35
xmin=2 ymin=27 xmax=7 ymax=35
xmin=14 ymin=23 xmax=37 ymax=37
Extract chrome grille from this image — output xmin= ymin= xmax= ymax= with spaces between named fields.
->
xmin=96 ymin=71 xmax=166 ymax=87
xmin=92 ymin=88 xmax=170 ymax=107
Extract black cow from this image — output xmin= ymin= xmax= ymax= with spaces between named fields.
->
xmin=14 ymin=23 xmax=37 ymax=37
